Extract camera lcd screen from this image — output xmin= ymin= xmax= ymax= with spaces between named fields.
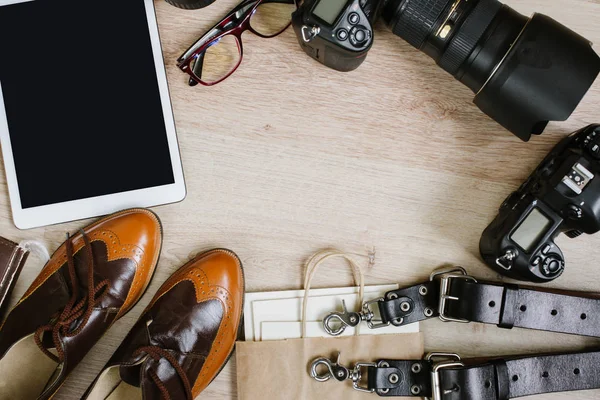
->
xmin=511 ymin=208 xmax=553 ymax=252
xmin=0 ymin=0 xmax=175 ymax=209
xmin=312 ymin=0 xmax=348 ymax=25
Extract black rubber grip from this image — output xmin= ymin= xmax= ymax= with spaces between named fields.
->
xmin=439 ymin=0 xmax=503 ymax=74
xmin=391 ymin=0 xmax=450 ymax=49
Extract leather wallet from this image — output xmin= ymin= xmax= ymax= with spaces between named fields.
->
xmin=0 ymin=237 xmax=28 ymax=319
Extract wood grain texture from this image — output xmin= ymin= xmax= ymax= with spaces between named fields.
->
xmin=1 ymin=0 xmax=600 ymax=398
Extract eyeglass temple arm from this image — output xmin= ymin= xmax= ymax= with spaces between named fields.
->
xmin=188 ymin=52 xmax=206 ymax=86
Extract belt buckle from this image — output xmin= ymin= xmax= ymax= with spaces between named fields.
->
xmin=430 ymin=267 xmax=477 ymax=323
xmin=426 ymin=352 xmax=465 ymax=400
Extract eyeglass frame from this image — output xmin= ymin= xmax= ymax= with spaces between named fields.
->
xmin=177 ymin=0 xmax=298 ymax=86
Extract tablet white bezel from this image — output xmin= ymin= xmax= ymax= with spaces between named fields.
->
xmin=0 ymin=0 xmax=186 ymax=229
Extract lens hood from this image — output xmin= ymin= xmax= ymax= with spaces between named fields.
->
xmin=165 ymin=0 xmax=216 ymax=10
xmin=474 ymin=13 xmax=600 ymax=141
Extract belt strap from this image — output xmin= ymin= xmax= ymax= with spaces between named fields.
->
xmin=367 ymin=351 xmax=600 ymax=398
xmin=323 ymin=267 xmax=600 ymax=338
xmin=312 ymin=267 xmax=600 ymax=398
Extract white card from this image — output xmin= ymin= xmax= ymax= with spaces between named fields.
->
xmin=244 ymin=285 xmax=398 ymax=341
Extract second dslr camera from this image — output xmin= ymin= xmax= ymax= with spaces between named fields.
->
xmin=480 ymin=125 xmax=600 ymax=282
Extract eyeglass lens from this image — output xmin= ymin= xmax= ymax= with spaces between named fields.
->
xmin=190 ymin=35 xmax=242 ymax=84
xmin=250 ymin=1 xmax=296 ymax=37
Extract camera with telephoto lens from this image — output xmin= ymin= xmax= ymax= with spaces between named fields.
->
xmin=291 ymin=0 xmax=384 ymax=72
xmin=480 ymin=125 xmax=600 ymax=283
xmin=381 ymin=0 xmax=600 ymax=141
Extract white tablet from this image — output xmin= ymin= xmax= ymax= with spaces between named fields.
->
xmin=0 ymin=0 xmax=186 ymax=229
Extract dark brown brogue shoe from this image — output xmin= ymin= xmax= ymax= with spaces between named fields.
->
xmin=0 ymin=209 xmax=162 ymax=400
xmin=83 ymin=249 xmax=244 ymax=400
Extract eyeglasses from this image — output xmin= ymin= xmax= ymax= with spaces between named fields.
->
xmin=177 ymin=0 xmax=297 ymax=86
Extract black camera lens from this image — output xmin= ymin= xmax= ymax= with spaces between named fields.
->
xmin=382 ymin=0 xmax=600 ymax=141
xmin=165 ymin=0 xmax=216 ymax=10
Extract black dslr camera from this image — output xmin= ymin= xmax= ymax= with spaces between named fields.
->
xmin=291 ymin=0 xmax=383 ymax=72
xmin=480 ymin=125 xmax=600 ymax=282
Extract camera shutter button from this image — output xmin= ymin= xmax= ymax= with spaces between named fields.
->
xmin=349 ymin=26 xmax=369 ymax=47
xmin=355 ymin=30 xmax=366 ymax=42
xmin=541 ymin=255 xmax=564 ymax=277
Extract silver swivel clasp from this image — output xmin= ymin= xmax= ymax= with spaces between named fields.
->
xmin=323 ymin=299 xmax=390 ymax=336
xmin=310 ymin=352 xmax=376 ymax=393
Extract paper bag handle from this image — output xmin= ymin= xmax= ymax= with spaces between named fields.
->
xmin=301 ymin=249 xmax=365 ymax=338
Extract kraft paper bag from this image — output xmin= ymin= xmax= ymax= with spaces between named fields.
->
xmin=236 ymin=332 xmax=424 ymax=400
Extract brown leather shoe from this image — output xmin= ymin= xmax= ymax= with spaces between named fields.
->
xmin=83 ymin=249 xmax=245 ymax=400
xmin=0 ymin=209 xmax=162 ymax=400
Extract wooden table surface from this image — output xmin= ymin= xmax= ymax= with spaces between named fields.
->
xmin=2 ymin=0 xmax=600 ymax=398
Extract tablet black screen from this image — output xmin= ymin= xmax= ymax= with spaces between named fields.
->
xmin=0 ymin=0 xmax=175 ymax=209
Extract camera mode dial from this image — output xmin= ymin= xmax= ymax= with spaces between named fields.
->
xmin=566 ymin=204 xmax=583 ymax=220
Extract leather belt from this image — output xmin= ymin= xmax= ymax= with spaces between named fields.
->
xmin=311 ymin=267 xmax=600 ymax=398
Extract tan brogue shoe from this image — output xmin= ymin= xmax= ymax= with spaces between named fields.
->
xmin=83 ymin=248 xmax=244 ymax=400
xmin=0 ymin=208 xmax=162 ymax=400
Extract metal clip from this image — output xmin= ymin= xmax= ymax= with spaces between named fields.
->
xmin=362 ymin=298 xmax=391 ymax=330
xmin=323 ymin=299 xmax=390 ymax=336
xmin=310 ymin=352 xmax=376 ymax=393
xmin=430 ymin=267 xmax=477 ymax=323
xmin=323 ymin=300 xmax=362 ymax=336
xmin=310 ymin=352 xmax=350 ymax=382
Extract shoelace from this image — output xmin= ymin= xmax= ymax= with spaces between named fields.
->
xmin=133 ymin=345 xmax=193 ymax=400
xmin=34 ymin=231 xmax=110 ymax=363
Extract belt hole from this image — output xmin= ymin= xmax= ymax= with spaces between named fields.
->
xmin=519 ymin=305 xmax=527 ymax=312
xmin=551 ymin=310 xmax=558 ymax=316
xmin=581 ymin=313 xmax=587 ymax=320
xmin=489 ymin=301 xmax=496 ymax=308
xmin=574 ymin=368 xmax=580 ymax=375
xmin=484 ymin=380 xmax=491 ymax=389
xmin=512 ymin=375 xmax=519 ymax=382
xmin=542 ymin=371 xmax=549 ymax=378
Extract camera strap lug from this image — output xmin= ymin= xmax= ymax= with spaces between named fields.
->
xmin=496 ymin=249 xmax=517 ymax=270
xmin=301 ymin=25 xmax=320 ymax=42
